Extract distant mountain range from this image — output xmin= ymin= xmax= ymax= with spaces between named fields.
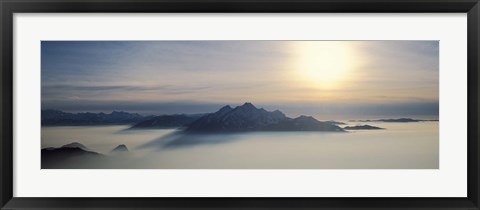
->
xmin=44 ymin=105 xmax=435 ymax=130
xmin=42 ymin=109 xmax=147 ymax=126
xmin=42 ymin=109 xmax=206 ymax=127
xmin=344 ymin=125 xmax=384 ymax=130
xmin=324 ymin=120 xmax=346 ymax=125
xmin=185 ymin=103 xmax=344 ymax=132
xmin=351 ymin=118 xmax=438 ymax=123
xmin=43 ymin=103 xmax=346 ymax=132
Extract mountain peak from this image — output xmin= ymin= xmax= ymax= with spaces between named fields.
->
xmin=61 ymin=142 xmax=89 ymax=151
xmin=219 ymin=105 xmax=233 ymax=111
xmin=237 ymin=102 xmax=258 ymax=111
xmin=297 ymin=115 xmax=316 ymax=120
xmin=186 ymin=103 xmax=290 ymax=132
xmin=110 ymin=110 xmax=140 ymax=117
xmin=111 ymin=144 xmax=128 ymax=153
xmin=185 ymin=103 xmax=344 ymax=133
xmin=241 ymin=102 xmax=256 ymax=108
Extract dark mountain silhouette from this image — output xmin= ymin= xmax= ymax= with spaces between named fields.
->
xmin=351 ymin=118 xmax=438 ymax=123
xmin=264 ymin=116 xmax=344 ymax=131
xmin=186 ymin=103 xmax=286 ymax=132
xmin=41 ymin=144 xmax=104 ymax=169
xmin=111 ymin=144 xmax=129 ymax=153
xmin=186 ymin=103 xmax=343 ymax=133
xmin=61 ymin=142 xmax=90 ymax=151
xmin=344 ymin=125 xmax=384 ymax=130
xmin=130 ymin=114 xmax=204 ymax=129
xmin=42 ymin=109 xmax=147 ymax=126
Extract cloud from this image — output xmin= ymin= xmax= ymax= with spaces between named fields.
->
xmin=42 ymin=84 xmax=211 ymax=99
xmin=41 ymin=41 xmax=439 ymax=117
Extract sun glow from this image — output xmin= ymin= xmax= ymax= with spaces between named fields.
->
xmin=294 ymin=42 xmax=356 ymax=89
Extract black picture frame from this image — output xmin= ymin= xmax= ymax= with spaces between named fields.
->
xmin=1 ymin=0 xmax=479 ymax=209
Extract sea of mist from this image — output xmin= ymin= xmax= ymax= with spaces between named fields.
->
xmin=41 ymin=121 xmax=439 ymax=169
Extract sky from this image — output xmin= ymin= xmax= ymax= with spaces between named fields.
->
xmin=41 ymin=41 xmax=439 ymax=119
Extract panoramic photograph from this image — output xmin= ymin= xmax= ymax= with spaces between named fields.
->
xmin=41 ymin=41 xmax=439 ymax=169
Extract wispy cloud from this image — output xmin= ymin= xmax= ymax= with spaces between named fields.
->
xmin=42 ymin=84 xmax=210 ymax=92
xmin=41 ymin=41 xmax=439 ymax=117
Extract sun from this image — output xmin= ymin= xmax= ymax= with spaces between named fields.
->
xmin=294 ymin=41 xmax=355 ymax=89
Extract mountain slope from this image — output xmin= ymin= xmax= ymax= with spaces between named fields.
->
xmin=111 ymin=144 xmax=129 ymax=153
xmin=186 ymin=103 xmax=287 ymax=132
xmin=186 ymin=103 xmax=343 ymax=132
xmin=130 ymin=114 xmax=203 ymax=129
xmin=61 ymin=142 xmax=91 ymax=151
xmin=264 ymin=116 xmax=344 ymax=131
